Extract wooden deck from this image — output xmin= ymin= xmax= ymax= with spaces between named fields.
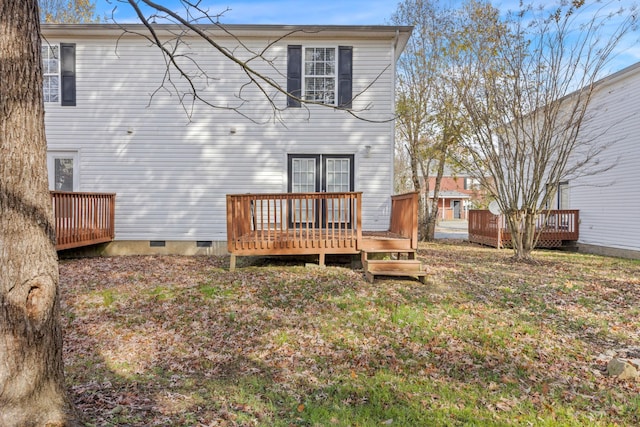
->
xmin=227 ymin=191 xmax=428 ymax=282
xmin=468 ymin=209 xmax=579 ymax=248
xmin=52 ymin=191 xmax=116 ymax=250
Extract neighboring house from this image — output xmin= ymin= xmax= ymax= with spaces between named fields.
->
xmin=425 ymin=175 xmax=483 ymax=220
xmin=549 ymin=61 xmax=640 ymax=259
xmin=42 ymin=23 xmax=412 ymax=255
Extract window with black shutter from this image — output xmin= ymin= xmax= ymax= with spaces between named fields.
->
xmin=287 ymin=45 xmax=352 ymax=108
xmin=42 ymin=43 xmax=76 ymax=106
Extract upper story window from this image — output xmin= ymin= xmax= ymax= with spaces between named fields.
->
xmin=287 ymin=45 xmax=352 ymax=109
xmin=464 ymin=177 xmax=480 ymax=191
xmin=42 ymin=45 xmax=60 ymax=103
xmin=304 ymin=47 xmax=336 ymax=104
xmin=41 ymin=42 xmax=76 ymax=106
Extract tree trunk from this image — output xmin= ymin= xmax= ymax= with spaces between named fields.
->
xmin=506 ymin=210 xmax=536 ymax=261
xmin=423 ymin=154 xmax=446 ymax=241
xmin=0 ymin=1 xmax=77 ymax=425
xmin=418 ymin=193 xmax=429 ymax=240
xmin=408 ymin=145 xmax=429 ymax=240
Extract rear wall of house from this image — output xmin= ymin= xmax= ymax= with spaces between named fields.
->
xmin=44 ymin=29 xmax=399 ymax=250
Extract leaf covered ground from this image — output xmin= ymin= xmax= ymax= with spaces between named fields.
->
xmin=60 ymin=242 xmax=640 ymax=426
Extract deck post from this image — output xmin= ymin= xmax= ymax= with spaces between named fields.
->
xmin=229 ymin=254 xmax=237 ymax=272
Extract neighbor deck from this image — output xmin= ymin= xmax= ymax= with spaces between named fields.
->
xmin=468 ymin=209 xmax=579 ymax=248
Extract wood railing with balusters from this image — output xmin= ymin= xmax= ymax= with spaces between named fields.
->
xmin=468 ymin=209 xmax=579 ymax=248
xmin=226 ymin=192 xmax=362 ymax=268
xmin=51 ymin=191 xmax=116 ymax=250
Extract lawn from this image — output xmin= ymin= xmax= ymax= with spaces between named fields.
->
xmin=60 ymin=242 xmax=640 ymax=426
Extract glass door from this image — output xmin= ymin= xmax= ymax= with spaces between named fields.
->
xmin=288 ymin=154 xmax=354 ymax=228
xmin=324 ymin=156 xmax=352 ymax=226
xmin=289 ymin=155 xmax=319 ymax=226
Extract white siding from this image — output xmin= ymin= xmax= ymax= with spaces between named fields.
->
xmin=566 ymin=64 xmax=640 ymax=253
xmin=44 ymin=28 xmax=401 ymax=241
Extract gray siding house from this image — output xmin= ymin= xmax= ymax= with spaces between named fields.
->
xmin=43 ymin=23 xmax=412 ymax=255
xmin=557 ymin=62 xmax=640 ymax=259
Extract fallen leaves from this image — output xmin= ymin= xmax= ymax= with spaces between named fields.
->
xmin=59 ymin=245 xmax=640 ymax=426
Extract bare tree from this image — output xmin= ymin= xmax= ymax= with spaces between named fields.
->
xmin=1 ymin=0 xmax=79 ymax=425
xmin=391 ymin=0 xmax=476 ymax=240
xmin=393 ymin=137 xmax=414 ymax=194
xmin=40 ymin=0 xmax=99 ymax=23
xmin=455 ymin=0 xmax=638 ymax=260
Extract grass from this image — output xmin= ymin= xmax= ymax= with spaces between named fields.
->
xmin=60 ymin=242 xmax=640 ymax=426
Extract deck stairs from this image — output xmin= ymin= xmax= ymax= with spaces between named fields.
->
xmin=360 ymin=234 xmax=428 ymax=283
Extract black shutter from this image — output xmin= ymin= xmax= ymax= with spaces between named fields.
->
xmin=287 ymin=45 xmax=302 ymax=108
xmin=60 ymin=43 xmax=76 ymax=106
xmin=338 ymin=46 xmax=352 ymax=109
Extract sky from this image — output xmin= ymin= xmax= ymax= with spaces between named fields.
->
xmin=96 ymin=0 xmax=640 ymax=74
xmin=99 ymin=0 xmax=400 ymax=25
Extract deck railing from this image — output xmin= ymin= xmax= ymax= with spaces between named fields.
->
xmin=51 ymin=191 xmax=116 ymax=250
xmin=226 ymin=192 xmax=362 ymax=257
xmin=468 ymin=209 xmax=579 ymax=248
xmin=389 ymin=192 xmax=419 ymax=250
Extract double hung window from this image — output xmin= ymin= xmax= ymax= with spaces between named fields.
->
xmin=41 ymin=43 xmax=76 ymax=106
xmin=42 ymin=45 xmax=60 ymax=103
xmin=287 ymin=45 xmax=352 ymax=108
xmin=303 ymin=47 xmax=336 ymax=104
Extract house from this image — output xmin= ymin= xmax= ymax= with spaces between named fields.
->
xmin=43 ymin=23 xmax=426 ymax=276
xmin=548 ymin=61 xmax=640 ymax=259
xmin=468 ymin=62 xmax=640 ymax=258
xmin=425 ymin=175 xmax=485 ymax=220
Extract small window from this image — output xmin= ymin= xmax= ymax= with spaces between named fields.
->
xmin=303 ymin=47 xmax=336 ymax=105
xmin=47 ymin=151 xmax=79 ymax=191
xmin=464 ymin=177 xmax=480 ymax=191
xmin=42 ymin=45 xmax=60 ymax=103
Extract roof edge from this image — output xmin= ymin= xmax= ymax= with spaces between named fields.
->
xmin=40 ymin=23 xmax=413 ymax=37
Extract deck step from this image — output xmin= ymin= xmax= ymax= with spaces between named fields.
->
xmin=362 ymin=248 xmax=416 ymax=254
xmin=360 ymin=239 xmax=413 ymax=252
xmin=364 ymin=259 xmax=428 ymax=284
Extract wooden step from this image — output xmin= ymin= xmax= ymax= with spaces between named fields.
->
xmin=360 ymin=239 xmax=413 ymax=252
xmin=364 ymin=259 xmax=428 ymax=284
xmin=362 ymin=248 xmax=416 ymax=255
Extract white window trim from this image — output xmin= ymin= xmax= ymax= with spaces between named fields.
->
xmin=302 ymin=45 xmax=338 ymax=106
xmin=47 ymin=151 xmax=79 ymax=192
xmin=42 ymin=44 xmax=60 ymax=104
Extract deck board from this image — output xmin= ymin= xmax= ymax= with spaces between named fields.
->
xmin=230 ymin=230 xmax=414 ymax=257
